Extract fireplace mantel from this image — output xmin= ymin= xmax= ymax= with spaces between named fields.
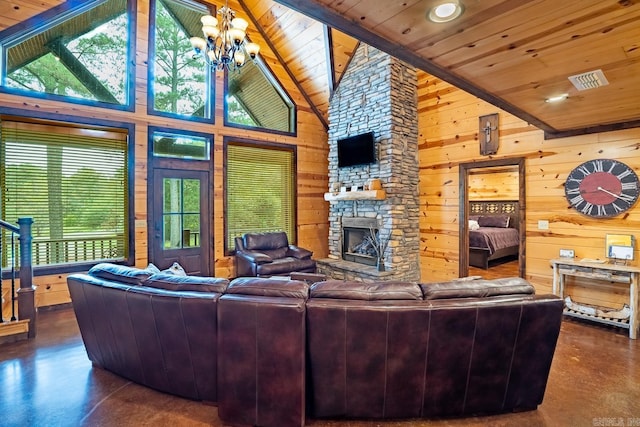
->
xmin=323 ymin=189 xmax=386 ymax=201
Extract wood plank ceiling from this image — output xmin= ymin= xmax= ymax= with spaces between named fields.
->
xmin=2 ymin=0 xmax=639 ymax=137
xmin=273 ymin=0 xmax=640 ymax=138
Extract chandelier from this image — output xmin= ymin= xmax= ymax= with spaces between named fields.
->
xmin=189 ymin=1 xmax=260 ymax=72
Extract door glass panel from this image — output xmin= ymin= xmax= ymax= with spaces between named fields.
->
xmin=162 ymin=177 xmax=201 ymax=249
xmin=163 ymin=214 xmax=183 ymax=249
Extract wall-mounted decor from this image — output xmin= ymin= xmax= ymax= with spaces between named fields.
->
xmin=479 ymin=113 xmax=499 ymax=155
xmin=565 ymin=159 xmax=640 ymax=217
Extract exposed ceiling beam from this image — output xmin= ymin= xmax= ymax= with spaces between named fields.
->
xmin=238 ymin=0 xmax=329 ymax=130
xmin=273 ymin=0 xmax=556 ymax=134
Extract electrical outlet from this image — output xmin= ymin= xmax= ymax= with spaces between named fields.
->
xmin=538 ymin=220 xmax=549 ymax=230
xmin=559 ymin=249 xmax=575 ymax=258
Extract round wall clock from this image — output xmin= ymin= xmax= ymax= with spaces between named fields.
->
xmin=565 ymin=159 xmax=640 ymax=218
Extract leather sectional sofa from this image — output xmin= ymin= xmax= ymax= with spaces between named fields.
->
xmin=67 ymin=264 xmax=563 ymax=427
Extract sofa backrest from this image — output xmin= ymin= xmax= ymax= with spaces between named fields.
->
xmin=305 ymin=294 xmax=563 ymax=419
xmin=420 ymin=277 xmax=535 ymax=300
xmin=310 ymin=280 xmax=422 ymax=300
xmin=67 ymin=272 xmax=223 ymax=402
xmin=243 ymin=231 xmax=289 ymax=251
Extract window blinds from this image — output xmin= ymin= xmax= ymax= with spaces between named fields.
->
xmin=0 ymin=120 xmax=128 ymax=266
xmin=226 ymin=142 xmax=295 ymax=250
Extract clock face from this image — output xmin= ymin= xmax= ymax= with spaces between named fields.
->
xmin=565 ymin=159 xmax=640 ymax=217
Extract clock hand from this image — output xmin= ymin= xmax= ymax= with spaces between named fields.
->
xmin=597 ymin=186 xmax=623 ymax=200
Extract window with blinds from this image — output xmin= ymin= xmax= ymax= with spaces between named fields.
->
xmin=226 ymin=141 xmax=296 ymax=251
xmin=0 ymin=120 xmax=129 ymax=268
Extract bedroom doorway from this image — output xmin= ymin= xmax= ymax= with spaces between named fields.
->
xmin=459 ymin=157 xmax=525 ymax=278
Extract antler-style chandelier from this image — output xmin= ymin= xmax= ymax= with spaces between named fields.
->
xmin=189 ymin=0 xmax=260 ymax=72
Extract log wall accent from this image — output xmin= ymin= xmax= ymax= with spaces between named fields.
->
xmin=0 ymin=0 xmax=329 ymax=308
xmin=418 ymin=70 xmax=640 ymax=309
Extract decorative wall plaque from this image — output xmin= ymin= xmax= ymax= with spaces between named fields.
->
xmin=479 ymin=113 xmax=499 ymax=155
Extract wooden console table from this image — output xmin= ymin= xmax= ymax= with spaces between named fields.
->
xmin=550 ymin=258 xmax=640 ymax=339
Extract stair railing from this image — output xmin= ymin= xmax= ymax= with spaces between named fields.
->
xmin=0 ymin=217 xmax=36 ymax=338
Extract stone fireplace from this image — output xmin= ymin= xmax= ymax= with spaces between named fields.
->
xmin=317 ymin=44 xmax=420 ymax=283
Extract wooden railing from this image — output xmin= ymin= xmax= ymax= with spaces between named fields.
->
xmin=32 ymin=234 xmax=124 ymax=265
xmin=0 ymin=217 xmax=35 ymax=338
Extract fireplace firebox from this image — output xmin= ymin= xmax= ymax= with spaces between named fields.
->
xmin=341 ymin=217 xmax=379 ymax=266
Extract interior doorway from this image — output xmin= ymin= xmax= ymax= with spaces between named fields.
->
xmin=459 ymin=157 xmax=525 ymax=278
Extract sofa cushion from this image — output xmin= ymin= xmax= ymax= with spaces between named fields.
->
xmin=227 ymin=277 xmax=309 ymax=299
xmin=310 ymin=280 xmax=423 ymax=301
xmin=420 ymin=277 xmax=535 ymax=300
xmin=88 ymin=263 xmax=154 ymax=286
xmin=243 ymin=231 xmax=289 ymax=251
xmin=261 ymin=247 xmax=288 ymax=260
xmin=143 ymin=273 xmax=229 ymax=293
xmin=255 ymin=257 xmax=316 ymax=276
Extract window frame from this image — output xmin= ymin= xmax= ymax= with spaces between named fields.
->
xmin=147 ymin=0 xmax=215 ymax=123
xmin=223 ymin=136 xmax=298 ymax=256
xmin=223 ymin=56 xmax=297 ymax=137
xmin=0 ymin=106 xmax=136 ymax=277
xmin=0 ymin=0 xmax=137 ymax=112
xmin=148 ymin=125 xmax=213 ymax=162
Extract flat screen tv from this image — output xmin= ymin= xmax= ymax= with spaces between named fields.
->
xmin=337 ymin=132 xmax=376 ymax=168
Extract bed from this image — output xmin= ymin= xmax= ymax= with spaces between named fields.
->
xmin=468 ymin=201 xmax=519 ymax=269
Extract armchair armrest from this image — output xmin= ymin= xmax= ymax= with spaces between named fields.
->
xmin=237 ymin=250 xmax=273 ymax=264
xmin=287 ymin=245 xmax=313 ymax=260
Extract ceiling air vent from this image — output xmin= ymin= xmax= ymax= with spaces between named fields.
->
xmin=568 ymin=69 xmax=609 ymax=91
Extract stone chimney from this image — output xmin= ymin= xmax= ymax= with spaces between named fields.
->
xmin=319 ymin=44 xmax=420 ymax=282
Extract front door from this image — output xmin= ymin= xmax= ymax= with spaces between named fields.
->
xmin=150 ymin=168 xmax=210 ymax=275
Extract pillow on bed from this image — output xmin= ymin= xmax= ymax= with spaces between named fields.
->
xmin=468 ymin=220 xmax=480 ymax=230
xmin=478 ymin=215 xmax=510 ymax=228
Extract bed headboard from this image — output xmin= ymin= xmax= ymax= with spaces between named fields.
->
xmin=469 ymin=200 xmax=519 ymax=230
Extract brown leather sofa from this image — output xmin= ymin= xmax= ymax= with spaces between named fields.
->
xmin=68 ymin=265 xmax=563 ymax=426
xmin=306 ymin=278 xmax=563 ymax=419
xmin=234 ymin=231 xmax=316 ymax=277
xmin=67 ymin=263 xmax=229 ymax=402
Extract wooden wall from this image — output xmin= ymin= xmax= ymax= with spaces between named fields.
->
xmin=468 ymin=167 xmax=519 ymax=201
xmin=0 ymin=0 xmax=329 ymax=309
xmin=418 ymin=70 xmax=640 ymax=309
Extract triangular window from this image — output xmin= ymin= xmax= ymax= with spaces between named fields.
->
xmin=1 ymin=0 xmax=133 ymax=108
xmin=225 ymin=58 xmax=296 ymax=135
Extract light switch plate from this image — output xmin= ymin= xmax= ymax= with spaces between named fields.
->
xmin=559 ymin=249 xmax=575 ymax=258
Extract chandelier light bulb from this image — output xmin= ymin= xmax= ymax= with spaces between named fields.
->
xmin=201 ymin=15 xmax=217 ymax=27
xmin=245 ymin=42 xmax=260 ymax=59
xmin=190 ymin=37 xmax=206 ymax=54
xmin=231 ymin=17 xmax=248 ymax=31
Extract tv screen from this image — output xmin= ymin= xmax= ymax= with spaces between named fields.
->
xmin=337 ymin=132 xmax=376 ymax=168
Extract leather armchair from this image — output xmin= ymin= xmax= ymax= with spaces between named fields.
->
xmin=234 ymin=231 xmax=316 ymax=277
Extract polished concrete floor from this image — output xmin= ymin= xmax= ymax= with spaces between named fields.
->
xmin=1 ymin=307 xmax=640 ymax=427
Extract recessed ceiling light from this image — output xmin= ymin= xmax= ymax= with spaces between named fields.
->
xmin=428 ymin=1 xmax=464 ymax=23
xmin=545 ymin=94 xmax=569 ymax=103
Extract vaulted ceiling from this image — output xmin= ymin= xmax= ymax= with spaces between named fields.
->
xmin=273 ymin=0 xmax=640 ymax=138
xmin=2 ymin=0 xmax=639 ymax=138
